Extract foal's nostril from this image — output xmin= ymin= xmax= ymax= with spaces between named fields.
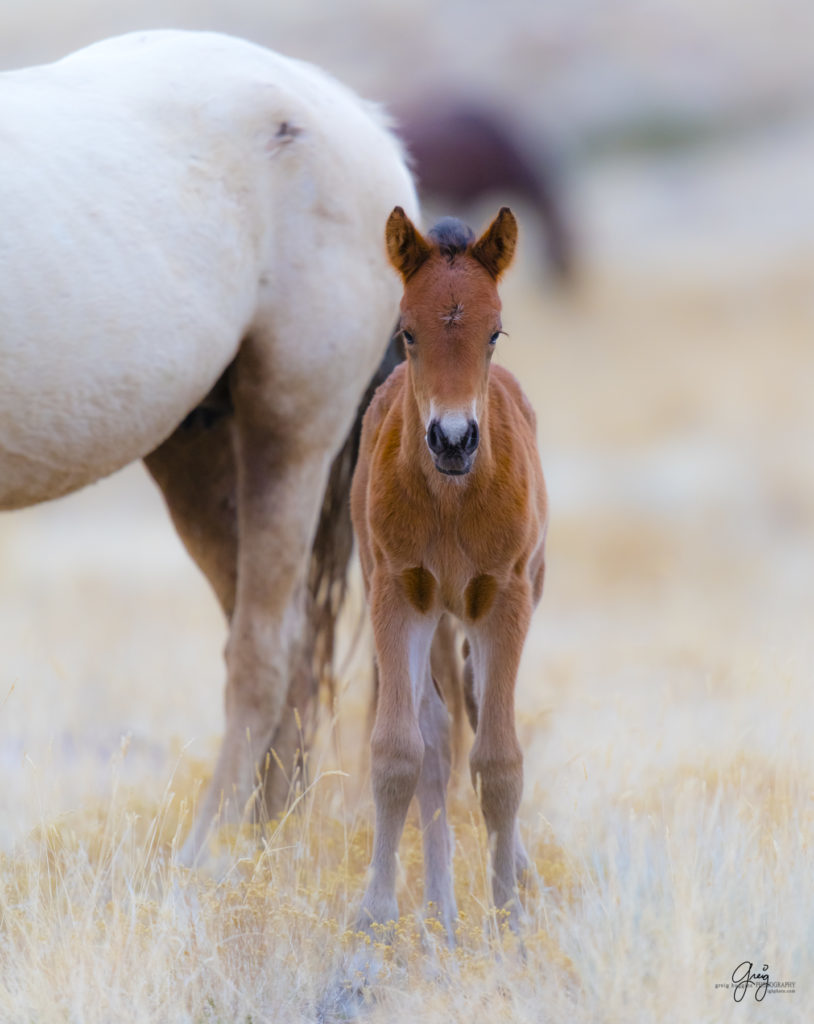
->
xmin=427 ymin=419 xmax=445 ymax=455
xmin=463 ymin=420 xmax=479 ymax=455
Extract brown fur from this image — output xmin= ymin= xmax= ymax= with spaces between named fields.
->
xmin=351 ymin=207 xmax=547 ymax=937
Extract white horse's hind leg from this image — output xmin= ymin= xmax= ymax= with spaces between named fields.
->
xmin=416 ymin=673 xmax=457 ymax=941
xmin=145 ymin=406 xmax=308 ymax=857
xmin=144 ymin=404 xmax=238 ymax=620
xmin=178 ymin=337 xmax=334 ymax=865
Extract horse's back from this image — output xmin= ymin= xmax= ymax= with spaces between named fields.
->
xmin=1 ymin=32 xmax=415 ymax=509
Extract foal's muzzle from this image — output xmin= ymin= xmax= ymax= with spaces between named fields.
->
xmin=426 ymin=417 xmax=479 ymax=475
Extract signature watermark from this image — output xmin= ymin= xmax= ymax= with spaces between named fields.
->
xmin=715 ymin=962 xmax=797 ymax=1003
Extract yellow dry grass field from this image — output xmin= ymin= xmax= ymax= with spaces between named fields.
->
xmin=2 ymin=238 xmax=812 ymax=1021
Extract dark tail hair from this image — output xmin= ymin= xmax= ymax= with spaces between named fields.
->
xmin=306 ymin=328 xmax=405 ymax=703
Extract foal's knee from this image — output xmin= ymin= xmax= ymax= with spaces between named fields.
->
xmin=371 ymin=723 xmax=424 ymax=805
xmin=469 ymin=746 xmax=523 ymax=829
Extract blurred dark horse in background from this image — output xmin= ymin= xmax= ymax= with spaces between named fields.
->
xmin=396 ymin=98 xmax=575 ymax=285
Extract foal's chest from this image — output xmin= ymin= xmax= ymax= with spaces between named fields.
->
xmin=398 ymin=496 xmax=527 ymax=622
xmin=400 ymin=559 xmax=500 ymax=624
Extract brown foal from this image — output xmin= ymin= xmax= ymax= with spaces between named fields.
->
xmin=350 ymin=206 xmax=548 ymax=938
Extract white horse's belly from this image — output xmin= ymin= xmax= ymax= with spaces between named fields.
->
xmin=0 ymin=44 xmax=257 ymax=507
xmin=0 ymin=327 xmax=238 ymax=509
xmin=0 ymin=183 xmax=253 ymax=507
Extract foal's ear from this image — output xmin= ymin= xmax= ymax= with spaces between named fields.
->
xmin=471 ymin=207 xmax=518 ymax=280
xmin=386 ymin=206 xmax=431 ymax=281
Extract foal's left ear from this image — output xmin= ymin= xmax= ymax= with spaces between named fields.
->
xmin=471 ymin=207 xmax=518 ymax=280
xmin=386 ymin=206 xmax=431 ymax=281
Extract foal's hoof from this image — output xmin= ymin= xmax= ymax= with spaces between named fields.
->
xmin=420 ymin=900 xmax=458 ymax=949
xmin=354 ymin=900 xmax=399 ymax=943
xmin=516 ymin=857 xmax=540 ymax=896
xmin=514 ymin=835 xmax=536 ymax=882
xmin=498 ymin=901 xmax=531 ymax=963
xmin=318 ymin=953 xmax=381 ymax=1023
xmin=318 ymin=931 xmax=399 ymax=1021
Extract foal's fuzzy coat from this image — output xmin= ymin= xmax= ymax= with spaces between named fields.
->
xmin=351 ymin=207 xmax=548 ymax=936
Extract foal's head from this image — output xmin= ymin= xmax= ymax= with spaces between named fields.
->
xmin=385 ymin=206 xmax=517 ymax=476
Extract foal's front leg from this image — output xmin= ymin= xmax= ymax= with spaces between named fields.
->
xmin=358 ymin=572 xmax=435 ymax=932
xmin=468 ymin=585 xmax=532 ymax=928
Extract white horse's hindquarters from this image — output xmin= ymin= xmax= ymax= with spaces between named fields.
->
xmin=0 ymin=31 xmax=418 ymax=508
xmin=0 ymin=152 xmax=254 ymax=500
xmin=0 ymin=58 xmax=261 ymax=506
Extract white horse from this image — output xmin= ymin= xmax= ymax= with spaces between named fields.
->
xmin=0 ymin=30 xmax=418 ymax=862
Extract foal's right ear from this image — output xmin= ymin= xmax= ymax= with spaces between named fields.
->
xmin=386 ymin=207 xmax=431 ymax=281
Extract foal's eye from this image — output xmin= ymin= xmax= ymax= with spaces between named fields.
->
xmin=489 ymin=331 xmax=502 ymax=346
xmin=402 ymin=329 xmax=415 ymax=346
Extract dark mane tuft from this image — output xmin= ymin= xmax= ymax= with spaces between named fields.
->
xmin=427 ymin=217 xmax=475 ymax=261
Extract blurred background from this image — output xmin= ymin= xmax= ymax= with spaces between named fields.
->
xmin=2 ymin=0 xmax=813 ymax=893
xmin=4 ymin=0 xmax=814 ymax=286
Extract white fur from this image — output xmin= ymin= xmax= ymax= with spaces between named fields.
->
xmin=407 ymin=618 xmax=435 ymax=706
xmin=438 ymin=412 xmax=468 ymax=445
xmin=0 ymin=30 xmax=418 ymax=509
xmin=427 ymin=401 xmax=477 ymax=445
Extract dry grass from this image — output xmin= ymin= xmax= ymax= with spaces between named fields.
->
xmin=0 ymin=729 xmax=809 ymax=1022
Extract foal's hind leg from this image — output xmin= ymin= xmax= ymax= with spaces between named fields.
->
xmin=416 ymin=671 xmax=457 ymax=939
xmin=430 ymin=614 xmax=467 ymax=776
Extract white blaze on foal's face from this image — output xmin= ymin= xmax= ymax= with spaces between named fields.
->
xmin=400 ymin=270 xmax=502 ymax=477
xmin=427 ymin=403 xmax=474 ymax=445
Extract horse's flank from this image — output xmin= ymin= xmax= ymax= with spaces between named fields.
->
xmin=0 ymin=30 xmax=412 ymax=509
